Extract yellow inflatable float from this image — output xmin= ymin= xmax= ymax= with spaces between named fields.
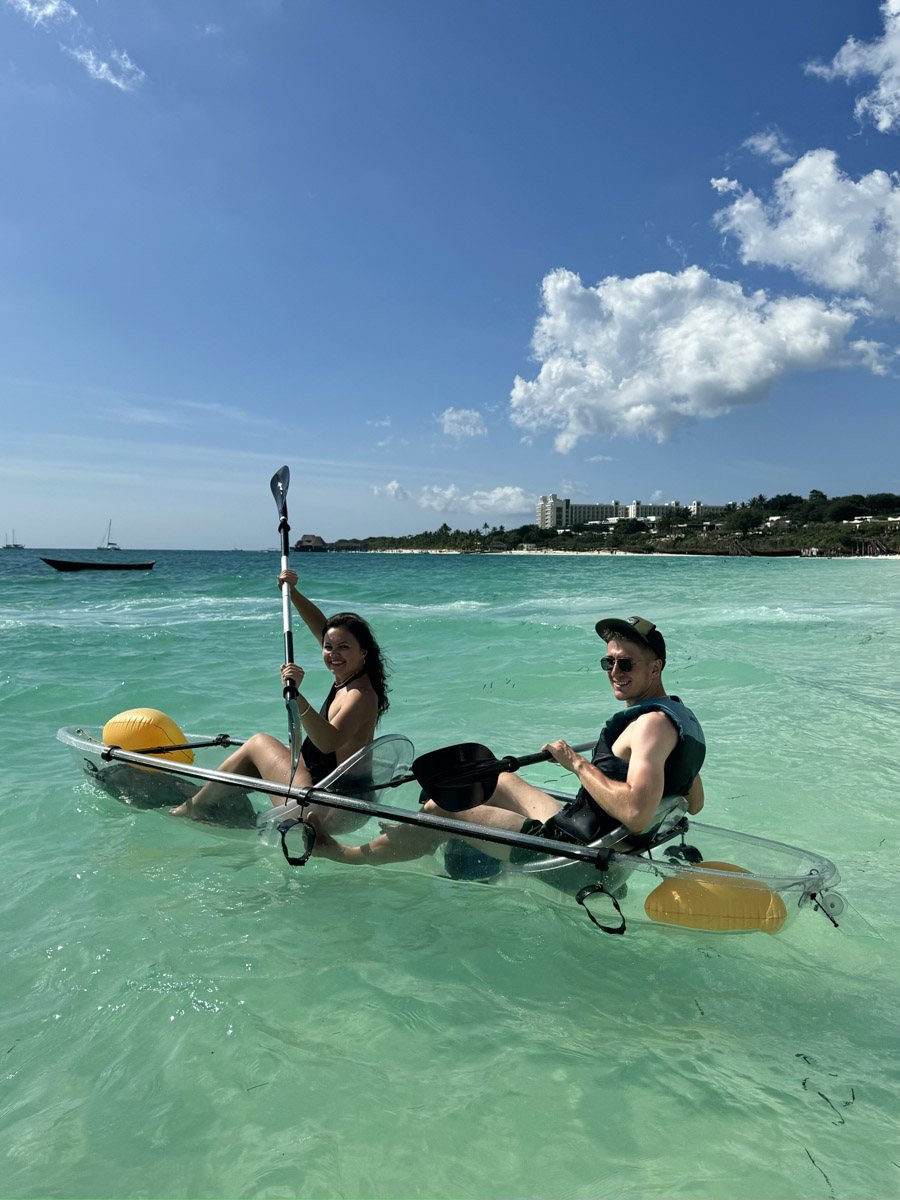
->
xmin=102 ymin=708 xmax=194 ymax=766
xmin=644 ymin=860 xmax=788 ymax=934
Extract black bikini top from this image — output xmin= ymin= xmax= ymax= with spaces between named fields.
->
xmin=299 ymin=669 xmax=368 ymax=785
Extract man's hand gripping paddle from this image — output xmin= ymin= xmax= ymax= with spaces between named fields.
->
xmin=270 ymin=466 xmax=302 ymax=773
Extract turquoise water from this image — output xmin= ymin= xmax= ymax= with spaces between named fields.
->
xmin=2 ymin=549 xmax=899 ymax=1200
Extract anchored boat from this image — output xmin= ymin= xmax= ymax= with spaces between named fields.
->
xmin=42 ymin=558 xmax=155 ymax=572
xmin=58 ymin=717 xmax=851 ymax=939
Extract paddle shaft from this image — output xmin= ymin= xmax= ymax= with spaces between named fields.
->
xmin=271 ymin=467 xmax=303 ymax=770
xmin=279 ymin=549 xmax=296 ymax=681
xmin=277 ymin=501 xmax=296 ymax=685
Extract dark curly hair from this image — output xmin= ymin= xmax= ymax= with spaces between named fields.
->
xmin=324 ymin=612 xmax=390 ymax=718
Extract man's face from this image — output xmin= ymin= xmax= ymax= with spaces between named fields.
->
xmin=603 ymin=637 xmax=660 ymax=705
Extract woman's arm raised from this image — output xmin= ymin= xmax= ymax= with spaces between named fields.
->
xmin=278 ymin=569 xmax=329 ymax=646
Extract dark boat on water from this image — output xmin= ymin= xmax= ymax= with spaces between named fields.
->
xmin=41 ymin=558 xmax=155 ymax=572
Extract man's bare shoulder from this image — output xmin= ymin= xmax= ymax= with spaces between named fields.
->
xmin=626 ymin=708 xmax=679 ymax=752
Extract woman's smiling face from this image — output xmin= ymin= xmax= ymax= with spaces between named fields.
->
xmin=322 ymin=625 xmax=366 ymax=682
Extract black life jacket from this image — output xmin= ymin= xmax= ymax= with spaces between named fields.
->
xmin=547 ymin=695 xmax=706 ymax=843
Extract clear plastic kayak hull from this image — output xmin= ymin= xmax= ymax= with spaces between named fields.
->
xmin=58 ymin=725 xmax=847 ymax=936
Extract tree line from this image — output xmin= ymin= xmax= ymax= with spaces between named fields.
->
xmin=329 ymin=490 xmax=900 ymax=554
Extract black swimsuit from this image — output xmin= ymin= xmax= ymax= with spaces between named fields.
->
xmin=299 ymin=670 xmax=368 ymax=785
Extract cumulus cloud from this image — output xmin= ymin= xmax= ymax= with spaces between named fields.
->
xmin=715 ymin=148 xmax=900 ymax=315
xmin=418 ymin=485 xmax=535 ymax=515
xmin=373 ymin=479 xmax=533 ymax=514
xmin=510 ymin=267 xmax=871 ymax=452
xmin=66 ymin=47 xmax=145 ymax=91
xmin=438 ymin=407 xmax=487 ymax=439
xmin=743 ymin=128 xmax=794 ymax=165
xmin=373 ymin=480 xmax=411 ymax=501
xmin=711 ymin=177 xmax=741 ymax=195
xmin=805 ymin=0 xmax=900 ymax=132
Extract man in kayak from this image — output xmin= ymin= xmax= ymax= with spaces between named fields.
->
xmin=307 ymin=615 xmax=705 ymax=865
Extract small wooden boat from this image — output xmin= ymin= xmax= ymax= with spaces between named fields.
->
xmin=41 ymin=558 xmax=155 ymax=572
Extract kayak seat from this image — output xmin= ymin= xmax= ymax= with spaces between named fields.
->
xmin=517 ymin=793 xmax=689 ymax=875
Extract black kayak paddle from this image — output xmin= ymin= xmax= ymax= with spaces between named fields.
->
xmin=270 ymin=466 xmax=302 ymax=770
xmin=411 ymin=739 xmax=594 ymax=811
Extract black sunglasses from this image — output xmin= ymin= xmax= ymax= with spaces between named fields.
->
xmin=601 ymin=655 xmax=636 ymax=673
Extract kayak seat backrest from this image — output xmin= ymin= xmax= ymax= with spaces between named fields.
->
xmin=615 ymin=794 xmax=690 ymax=852
xmin=517 ymin=793 xmax=689 ymax=875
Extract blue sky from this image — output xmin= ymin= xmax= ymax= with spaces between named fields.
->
xmin=2 ymin=0 xmax=898 ymax=548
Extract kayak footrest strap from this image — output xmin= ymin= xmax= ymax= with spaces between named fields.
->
xmin=576 ymin=883 xmax=627 ymax=935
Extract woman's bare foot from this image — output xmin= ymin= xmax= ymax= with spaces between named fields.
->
xmin=170 ymin=790 xmax=256 ymax=826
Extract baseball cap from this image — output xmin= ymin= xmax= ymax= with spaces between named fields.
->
xmin=595 ymin=615 xmax=666 ymax=665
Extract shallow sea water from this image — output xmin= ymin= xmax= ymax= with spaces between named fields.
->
xmin=2 ymin=549 xmax=899 ymax=1200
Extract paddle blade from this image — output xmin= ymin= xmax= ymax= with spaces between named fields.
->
xmin=413 ymin=742 xmax=502 ymax=812
xmin=270 ymin=466 xmax=290 ymax=517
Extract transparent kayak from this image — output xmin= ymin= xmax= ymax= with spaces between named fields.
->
xmin=58 ymin=725 xmax=849 ymax=938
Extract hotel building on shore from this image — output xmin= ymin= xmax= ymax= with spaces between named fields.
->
xmin=536 ymin=494 xmax=730 ymax=530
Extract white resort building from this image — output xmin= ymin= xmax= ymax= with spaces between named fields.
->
xmin=536 ymin=494 xmax=730 ymax=530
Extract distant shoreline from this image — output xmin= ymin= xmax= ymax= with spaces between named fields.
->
xmin=360 ymin=547 xmax=900 ymax=559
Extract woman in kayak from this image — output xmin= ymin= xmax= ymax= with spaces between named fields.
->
xmin=170 ymin=568 xmax=389 ymax=824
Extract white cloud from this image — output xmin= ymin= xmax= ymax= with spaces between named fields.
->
xmin=715 ymin=148 xmax=900 ymax=315
xmin=5 ymin=0 xmax=75 ymax=23
xmin=371 ymin=480 xmax=533 ymax=514
xmin=373 ymin=480 xmax=411 ymax=501
xmin=101 ymin=398 xmax=280 ymax=430
xmin=181 ymin=399 xmax=282 ymax=429
xmin=438 ymin=407 xmax=487 ymax=439
xmin=366 ymin=416 xmax=391 ymax=428
xmin=5 ymin=0 xmax=145 ymax=92
xmin=66 ymin=47 xmax=145 ymax=91
xmin=558 ymin=479 xmax=590 ymax=499
xmin=710 ymin=177 xmax=741 ymax=195
xmin=99 ymin=404 xmax=184 ymax=427
xmin=586 ymin=455 xmax=614 ymax=462
xmin=418 ymin=485 xmax=535 ymax=515
xmin=743 ymin=128 xmax=794 ymax=165
xmin=806 ymin=0 xmax=900 ymax=132
xmin=510 ymin=267 xmax=872 ymax=452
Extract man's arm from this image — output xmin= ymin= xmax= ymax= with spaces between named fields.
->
xmin=685 ymin=774 xmax=704 ymax=814
xmin=544 ymin=711 xmax=678 ymax=832
xmin=308 ymin=814 xmax=446 ymax=865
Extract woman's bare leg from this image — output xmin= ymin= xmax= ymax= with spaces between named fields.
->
xmin=170 ymin=733 xmax=310 ymax=820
